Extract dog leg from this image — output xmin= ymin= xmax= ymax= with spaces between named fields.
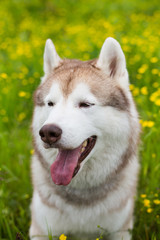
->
xmin=29 ymin=219 xmax=48 ymax=240
xmin=109 ymin=217 xmax=133 ymax=240
xmin=109 ymin=231 xmax=131 ymax=240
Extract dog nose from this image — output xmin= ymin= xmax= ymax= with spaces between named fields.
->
xmin=39 ymin=124 xmax=62 ymax=144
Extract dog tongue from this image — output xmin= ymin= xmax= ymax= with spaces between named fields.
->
xmin=50 ymin=146 xmax=81 ymax=186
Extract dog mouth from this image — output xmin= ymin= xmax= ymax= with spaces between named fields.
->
xmin=50 ymin=136 xmax=97 ymax=186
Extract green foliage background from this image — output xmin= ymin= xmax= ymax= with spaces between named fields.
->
xmin=0 ymin=0 xmax=160 ymax=239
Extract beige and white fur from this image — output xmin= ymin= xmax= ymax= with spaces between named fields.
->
xmin=30 ymin=37 xmax=140 ymax=240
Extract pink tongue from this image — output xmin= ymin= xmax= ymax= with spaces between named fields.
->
xmin=50 ymin=146 xmax=81 ymax=186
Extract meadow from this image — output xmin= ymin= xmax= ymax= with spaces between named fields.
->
xmin=0 ymin=0 xmax=160 ymax=239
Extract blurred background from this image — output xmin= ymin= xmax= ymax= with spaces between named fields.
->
xmin=0 ymin=0 xmax=160 ymax=239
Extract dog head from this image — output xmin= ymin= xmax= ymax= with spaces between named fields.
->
xmin=32 ymin=38 xmax=136 ymax=186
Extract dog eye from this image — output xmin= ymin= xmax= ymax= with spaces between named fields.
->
xmin=48 ymin=101 xmax=54 ymax=107
xmin=79 ymin=102 xmax=94 ymax=108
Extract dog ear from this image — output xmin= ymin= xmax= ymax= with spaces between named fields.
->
xmin=43 ymin=39 xmax=61 ymax=75
xmin=96 ymin=37 xmax=126 ymax=78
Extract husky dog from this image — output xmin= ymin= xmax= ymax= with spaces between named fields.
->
xmin=30 ymin=37 xmax=140 ymax=240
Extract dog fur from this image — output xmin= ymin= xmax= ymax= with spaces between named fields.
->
xmin=29 ymin=37 xmax=140 ymax=240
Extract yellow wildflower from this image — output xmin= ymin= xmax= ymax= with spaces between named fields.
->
xmin=147 ymin=121 xmax=154 ymax=127
xmin=123 ymin=45 xmax=131 ymax=52
xmin=140 ymin=120 xmax=147 ymax=127
xmin=30 ymin=149 xmax=34 ymax=155
xmin=121 ymin=37 xmax=128 ymax=44
xmin=147 ymin=208 xmax=153 ymax=213
xmin=150 ymin=92 xmax=158 ymax=102
xmin=140 ymin=194 xmax=146 ymax=198
xmin=143 ymin=199 xmax=150 ymax=207
xmin=150 ymin=57 xmax=158 ymax=63
xmin=152 ymin=69 xmax=159 ymax=75
xmin=155 ymin=99 xmax=160 ymax=106
xmin=18 ymin=112 xmax=26 ymax=122
xmin=0 ymin=73 xmax=8 ymax=79
xmin=129 ymin=84 xmax=134 ymax=91
xmin=152 ymin=153 xmax=156 ymax=158
xmin=141 ymin=86 xmax=148 ymax=95
xmin=132 ymin=87 xmax=139 ymax=96
xmin=138 ymin=64 xmax=148 ymax=74
xmin=140 ymin=120 xmax=154 ymax=128
xmin=59 ymin=234 xmax=67 ymax=240
xmin=153 ymin=82 xmax=159 ymax=88
xmin=19 ymin=91 xmax=27 ymax=97
xmin=153 ymin=199 xmax=160 ymax=205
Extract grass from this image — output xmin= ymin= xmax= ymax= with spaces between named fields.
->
xmin=0 ymin=0 xmax=160 ymax=239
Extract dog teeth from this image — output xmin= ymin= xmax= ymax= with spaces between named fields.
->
xmin=81 ymin=140 xmax=87 ymax=153
xmin=81 ymin=147 xmax=85 ymax=153
xmin=83 ymin=140 xmax=87 ymax=147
